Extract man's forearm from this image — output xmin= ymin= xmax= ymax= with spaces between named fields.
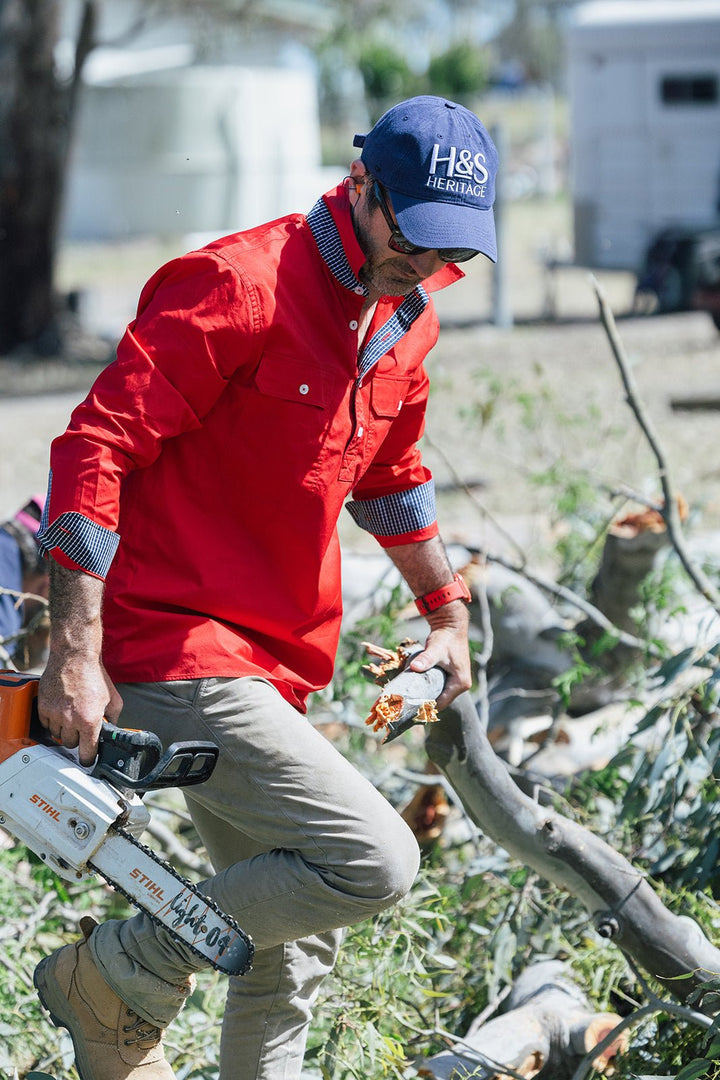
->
xmin=385 ymin=535 xmax=457 ymax=599
xmin=38 ymin=559 xmax=122 ymax=764
xmin=48 ymin=560 xmax=105 ymax=660
xmin=385 ymin=536 xmax=471 ymax=707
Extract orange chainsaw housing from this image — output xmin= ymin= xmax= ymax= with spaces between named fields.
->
xmin=0 ymin=670 xmax=40 ymax=764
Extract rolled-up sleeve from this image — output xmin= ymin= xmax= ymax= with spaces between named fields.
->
xmin=345 ymin=478 xmax=437 ymax=546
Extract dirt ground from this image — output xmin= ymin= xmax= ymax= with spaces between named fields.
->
xmin=1 ymin=196 xmax=718 ymax=569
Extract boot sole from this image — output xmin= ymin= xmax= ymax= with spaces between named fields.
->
xmin=34 ymin=954 xmax=93 ymax=1080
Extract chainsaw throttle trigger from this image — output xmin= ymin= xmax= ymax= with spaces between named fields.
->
xmin=92 ymin=721 xmax=219 ymax=792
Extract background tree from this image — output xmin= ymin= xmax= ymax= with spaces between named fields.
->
xmin=0 ymin=0 xmax=96 ymax=355
xmin=0 ymin=0 xmax=406 ymax=357
xmin=494 ymin=0 xmax=576 ymax=87
xmin=427 ymin=40 xmax=491 ymax=104
xmin=356 ymin=42 xmax=418 ymax=119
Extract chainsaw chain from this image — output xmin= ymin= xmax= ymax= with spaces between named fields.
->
xmin=89 ymin=825 xmax=254 ymax=974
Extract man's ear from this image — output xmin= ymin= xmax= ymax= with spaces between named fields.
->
xmin=349 ymin=159 xmax=368 ymax=195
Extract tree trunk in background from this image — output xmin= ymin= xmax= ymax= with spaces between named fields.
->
xmin=0 ymin=0 xmax=94 ymax=355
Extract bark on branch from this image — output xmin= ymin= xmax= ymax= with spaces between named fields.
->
xmin=424 ymin=689 xmax=720 ymax=1001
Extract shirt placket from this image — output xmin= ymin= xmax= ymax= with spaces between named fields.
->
xmin=338 ymin=304 xmax=370 ymax=483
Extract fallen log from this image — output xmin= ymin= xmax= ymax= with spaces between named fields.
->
xmin=416 ymin=960 xmax=627 ymax=1080
xmin=364 ymin=661 xmax=720 ymax=1003
xmin=423 ymin=690 xmax=720 ymax=1002
xmin=670 ymin=394 xmax=720 ymax=412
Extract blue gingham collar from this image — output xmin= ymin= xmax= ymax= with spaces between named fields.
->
xmin=306 ymin=195 xmax=430 ymax=377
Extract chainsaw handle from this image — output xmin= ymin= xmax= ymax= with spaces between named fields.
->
xmin=28 ymin=706 xmax=161 ymax=769
xmin=97 ymin=722 xmax=162 ymax=780
xmin=92 ymin=721 xmax=219 ymax=793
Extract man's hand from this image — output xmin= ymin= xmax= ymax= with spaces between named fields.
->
xmin=39 ymin=655 xmax=122 ymax=766
xmin=407 ymin=602 xmax=471 ymax=709
xmin=37 ymin=560 xmax=122 ymax=766
xmin=385 ymin=537 xmax=473 ymax=710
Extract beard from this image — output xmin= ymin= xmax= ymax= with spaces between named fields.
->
xmin=358 ymin=255 xmax=422 ymax=297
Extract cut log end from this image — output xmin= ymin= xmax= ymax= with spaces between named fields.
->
xmin=609 ymin=495 xmax=688 ymax=539
xmin=583 ymin=1013 xmax=629 ymax=1071
xmin=498 ymin=1051 xmax=544 ymax=1079
xmin=364 ymin=693 xmax=440 ymax=740
xmin=400 ymin=783 xmax=450 ymax=845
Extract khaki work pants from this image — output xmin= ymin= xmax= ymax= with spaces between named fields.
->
xmin=89 ymin=676 xmax=420 ymax=1079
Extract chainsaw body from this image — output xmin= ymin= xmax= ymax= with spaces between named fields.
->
xmin=0 ymin=671 xmax=218 ymax=882
xmin=0 ymin=671 xmax=254 ymax=975
xmin=0 ymin=739 xmax=149 ymax=882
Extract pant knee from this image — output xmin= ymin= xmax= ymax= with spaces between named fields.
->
xmin=330 ymin=811 xmax=420 ymax=910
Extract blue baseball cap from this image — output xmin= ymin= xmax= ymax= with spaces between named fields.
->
xmin=354 ymin=96 xmax=498 ymax=262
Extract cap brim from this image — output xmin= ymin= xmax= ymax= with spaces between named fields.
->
xmin=390 ymin=190 xmax=497 ymax=263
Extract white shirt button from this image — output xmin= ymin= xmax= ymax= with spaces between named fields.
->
xmin=299 ymin=383 xmax=309 ymax=395
xmin=357 ymin=426 xmax=364 ymax=438
xmin=349 ymin=320 xmax=358 ymax=331
xmin=354 ymin=286 xmax=364 ymax=295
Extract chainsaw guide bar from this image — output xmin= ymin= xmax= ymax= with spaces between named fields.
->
xmin=90 ymin=827 xmax=253 ymax=976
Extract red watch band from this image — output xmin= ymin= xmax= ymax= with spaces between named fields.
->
xmin=415 ymin=572 xmax=472 ymax=615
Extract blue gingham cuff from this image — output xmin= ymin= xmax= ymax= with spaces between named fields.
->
xmin=38 ymin=512 xmax=120 ymax=579
xmin=346 ymin=480 xmax=436 ymax=537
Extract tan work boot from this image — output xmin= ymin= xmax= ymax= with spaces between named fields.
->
xmin=34 ymin=917 xmax=175 ymax=1079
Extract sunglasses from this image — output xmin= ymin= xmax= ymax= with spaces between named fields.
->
xmin=372 ymin=181 xmax=479 ymax=264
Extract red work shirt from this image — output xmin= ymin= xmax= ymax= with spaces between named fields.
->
xmin=39 ymin=184 xmax=462 ymax=711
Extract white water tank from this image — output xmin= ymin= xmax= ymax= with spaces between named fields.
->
xmin=63 ymin=65 xmax=332 ymax=241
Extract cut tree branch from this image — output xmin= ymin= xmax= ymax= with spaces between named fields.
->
xmin=592 ymin=275 xmax=720 ymax=611
xmin=427 ymin=688 xmax=720 ymax=1002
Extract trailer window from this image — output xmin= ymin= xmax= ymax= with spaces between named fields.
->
xmin=661 ymin=74 xmax=718 ymax=105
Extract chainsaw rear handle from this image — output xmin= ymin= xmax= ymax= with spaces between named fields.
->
xmin=93 ymin=721 xmax=219 ymax=792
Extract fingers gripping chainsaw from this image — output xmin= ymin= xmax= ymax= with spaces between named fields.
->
xmin=0 ymin=671 xmax=253 ymax=976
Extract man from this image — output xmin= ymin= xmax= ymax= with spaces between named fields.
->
xmin=34 ymin=95 xmax=498 ymax=1080
xmin=0 ymin=495 xmax=48 ymax=667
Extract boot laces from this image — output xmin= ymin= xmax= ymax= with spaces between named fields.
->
xmin=123 ymin=1008 xmax=163 ymax=1048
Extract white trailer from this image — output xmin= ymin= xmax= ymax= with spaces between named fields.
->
xmin=567 ymin=0 xmax=720 ymax=271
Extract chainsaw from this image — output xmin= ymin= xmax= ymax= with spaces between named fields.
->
xmin=0 ymin=670 xmax=253 ymax=976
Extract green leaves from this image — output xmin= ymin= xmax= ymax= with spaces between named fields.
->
xmin=676 ymin=1061 xmax=716 ymax=1080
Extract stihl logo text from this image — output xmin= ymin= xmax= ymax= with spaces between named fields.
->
xmin=30 ymin=794 xmax=61 ymax=820
xmin=130 ymin=867 xmax=166 ymax=900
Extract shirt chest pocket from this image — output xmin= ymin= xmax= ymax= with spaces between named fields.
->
xmin=248 ymin=352 xmax=345 ymax=493
xmin=369 ymin=375 xmax=412 ymax=418
xmin=255 ymin=354 xmax=328 ymax=409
